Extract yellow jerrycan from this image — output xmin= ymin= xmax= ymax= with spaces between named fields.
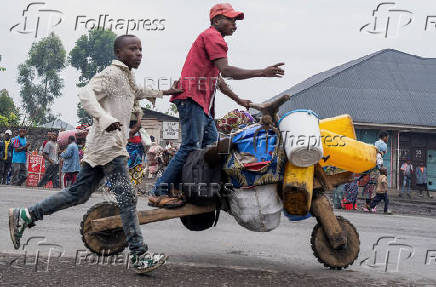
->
xmin=319 ymin=129 xmax=377 ymax=173
xmin=282 ymin=163 xmax=314 ymax=215
xmin=319 ymin=114 xmax=356 ymax=139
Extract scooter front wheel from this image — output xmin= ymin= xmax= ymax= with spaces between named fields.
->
xmin=311 ymin=215 xmax=360 ymax=269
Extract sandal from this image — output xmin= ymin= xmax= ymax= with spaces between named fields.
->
xmin=148 ymin=195 xmax=185 ymax=209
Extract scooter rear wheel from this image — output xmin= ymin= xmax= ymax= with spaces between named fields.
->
xmin=80 ymin=202 xmax=127 ymax=256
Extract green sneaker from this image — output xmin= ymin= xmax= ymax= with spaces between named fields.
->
xmin=130 ymin=252 xmax=168 ymax=274
xmin=9 ymin=208 xmax=33 ymax=250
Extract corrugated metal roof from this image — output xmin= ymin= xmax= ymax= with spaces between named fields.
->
xmin=266 ymin=49 xmax=436 ymax=127
xmin=141 ymin=108 xmax=178 ymax=122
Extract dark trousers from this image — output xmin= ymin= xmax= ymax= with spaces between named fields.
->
xmin=38 ymin=164 xmax=60 ymax=188
xmin=416 ymin=183 xmax=432 ymax=197
xmin=12 ymin=163 xmax=27 ymax=186
xmin=63 ymin=172 xmax=78 ymax=188
xmin=0 ymin=160 xmax=12 ymax=184
xmin=370 ymin=192 xmax=389 ymax=213
xmin=28 ymin=156 xmax=147 ymax=255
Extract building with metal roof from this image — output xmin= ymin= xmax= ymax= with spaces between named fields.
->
xmin=268 ymin=49 xmax=436 ymax=191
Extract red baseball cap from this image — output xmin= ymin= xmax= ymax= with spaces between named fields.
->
xmin=210 ymin=3 xmax=244 ymax=20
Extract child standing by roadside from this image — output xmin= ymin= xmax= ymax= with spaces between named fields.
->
xmin=369 ymin=167 xmax=392 ymax=214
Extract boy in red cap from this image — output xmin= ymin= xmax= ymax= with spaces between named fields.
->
xmin=150 ymin=3 xmax=285 ymax=207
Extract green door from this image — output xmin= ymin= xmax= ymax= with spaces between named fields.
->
xmin=427 ymin=150 xmax=436 ymax=191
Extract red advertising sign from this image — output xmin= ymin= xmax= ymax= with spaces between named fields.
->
xmin=28 ymin=154 xmax=43 ymax=173
xmin=26 ymin=173 xmax=40 ymax=187
xmin=26 ymin=154 xmax=55 ymax=188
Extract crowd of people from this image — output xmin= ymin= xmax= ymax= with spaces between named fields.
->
xmin=340 ymin=130 xmax=433 ymax=215
xmin=0 ymin=126 xmax=177 ymax=189
xmin=339 ymin=132 xmax=391 ymax=214
xmin=0 ymin=129 xmax=82 ymax=188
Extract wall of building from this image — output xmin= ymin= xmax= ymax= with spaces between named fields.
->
xmin=140 ymin=118 xmax=181 ymax=146
xmin=398 ymin=132 xmax=436 ymax=191
xmin=356 ymin=128 xmax=436 ymax=191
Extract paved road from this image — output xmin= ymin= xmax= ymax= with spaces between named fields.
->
xmin=1 ymin=187 xmax=436 ymax=286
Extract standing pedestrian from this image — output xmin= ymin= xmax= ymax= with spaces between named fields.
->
xmin=11 ymin=129 xmax=29 ymax=186
xmin=38 ymin=132 xmax=60 ymax=188
xmin=60 ymin=136 xmax=80 ymax=187
xmin=369 ymin=168 xmax=392 ymax=214
xmin=415 ymin=164 xmax=433 ymax=198
xmin=343 ymin=178 xmax=359 ymax=210
xmin=0 ymin=130 xmax=13 ymax=184
xmin=150 ymin=3 xmax=285 ymax=207
xmin=375 ymin=131 xmax=389 ymax=168
xmin=400 ymin=159 xmax=413 ymax=198
xmin=362 ymin=168 xmax=378 ymax=212
xmin=9 ymin=34 xmax=183 ymax=274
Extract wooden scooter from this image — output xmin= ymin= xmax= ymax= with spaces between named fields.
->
xmin=80 ymin=94 xmax=360 ymax=269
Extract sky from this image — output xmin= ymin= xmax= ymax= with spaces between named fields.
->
xmin=1 ymin=0 xmax=435 ymax=126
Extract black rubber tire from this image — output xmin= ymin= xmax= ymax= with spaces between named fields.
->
xmin=80 ymin=202 xmax=127 ymax=256
xmin=180 ymin=212 xmax=216 ymax=231
xmin=311 ymin=215 xmax=360 ymax=270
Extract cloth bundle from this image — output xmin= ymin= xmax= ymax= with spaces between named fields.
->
xmin=216 ymin=109 xmax=255 ymax=134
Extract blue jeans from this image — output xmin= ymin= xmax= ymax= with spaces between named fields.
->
xmin=153 ymin=98 xmax=218 ymax=195
xmin=29 ymin=156 xmax=147 ymax=255
xmin=401 ymin=176 xmax=411 ymax=194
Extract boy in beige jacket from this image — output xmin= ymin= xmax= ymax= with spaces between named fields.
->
xmin=369 ymin=167 xmax=392 ymax=215
xmin=9 ymin=34 xmax=183 ymax=274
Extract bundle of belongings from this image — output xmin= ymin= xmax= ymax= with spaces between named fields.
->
xmin=216 ymin=109 xmax=255 ymax=134
xmin=181 ymin=115 xmax=286 ymax=232
xmin=222 ymin=124 xmax=286 ymax=232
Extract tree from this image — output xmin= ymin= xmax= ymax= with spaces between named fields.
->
xmin=69 ymin=29 xmax=117 ymax=87
xmin=144 ymin=103 xmax=158 ymax=111
xmin=0 ymin=89 xmax=20 ymax=126
xmin=166 ymin=103 xmax=178 ymax=117
xmin=17 ymin=33 xmax=66 ymax=125
xmin=69 ymin=29 xmax=117 ymax=125
xmin=0 ymin=55 xmax=5 ymax=71
xmin=77 ymin=102 xmax=93 ymax=125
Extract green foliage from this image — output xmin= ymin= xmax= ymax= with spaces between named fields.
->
xmin=166 ymin=103 xmax=178 ymax=117
xmin=145 ymin=103 xmax=157 ymax=111
xmin=17 ymin=33 xmax=66 ymax=125
xmin=0 ymin=89 xmax=20 ymax=127
xmin=69 ymin=30 xmax=116 ymax=125
xmin=0 ymin=54 xmax=5 ymax=71
xmin=69 ymin=29 xmax=117 ymax=87
xmin=77 ymin=102 xmax=93 ymax=125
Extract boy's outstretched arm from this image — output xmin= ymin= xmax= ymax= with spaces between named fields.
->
xmin=217 ymin=76 xmax=251 ymax=109
xmin=214 ymin=58 xmax=284 ymax=80
xmin=134 ymin=80 xmax=184 ymax=106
